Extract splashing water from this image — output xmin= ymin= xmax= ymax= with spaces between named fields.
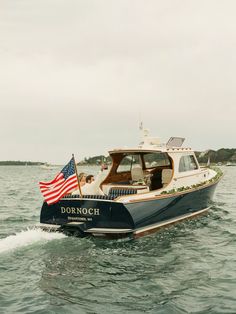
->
xmin=0 ymin=227 xmax=66 ymax=254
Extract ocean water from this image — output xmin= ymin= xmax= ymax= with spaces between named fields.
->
xmin=0 ymin=165 xmax=236 ymax=314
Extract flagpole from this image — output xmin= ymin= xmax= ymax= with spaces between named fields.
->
xmin=72 ymin=154 xmax=83 ymax=197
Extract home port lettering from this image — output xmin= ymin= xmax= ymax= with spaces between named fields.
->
xmin=61 ymin=206 xmax=100 ymax=216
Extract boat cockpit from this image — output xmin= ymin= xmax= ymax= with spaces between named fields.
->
xmin=70 ymin=135 xmax=213 ymax=201
xmin=101 ymin=151 xmax=173 ymax=196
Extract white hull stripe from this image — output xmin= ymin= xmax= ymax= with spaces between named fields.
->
xmin=85 ymin=228 xmax=133 ymax=234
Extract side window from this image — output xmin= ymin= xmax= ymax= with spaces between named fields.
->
xmin=189 ymin=155 xmax=198 ymax=170
xmin=179 ymin=155 xmax=198 ymax=172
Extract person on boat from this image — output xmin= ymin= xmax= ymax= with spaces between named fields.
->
xmin=70 ymin=172 xmax=86 ymax=195
xmin=101 ymin=163 xmax=108 ymax=171
xmin=86 ymin=175 xmax=95 ymax=184
xmin=78 ymin=172 xmax=87 ymax=186
xmin=78 ymin=164 xmax=109 ymax=195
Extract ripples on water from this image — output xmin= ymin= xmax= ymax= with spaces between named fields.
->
xmin=0 ymin=166 xmax=236 ymax=313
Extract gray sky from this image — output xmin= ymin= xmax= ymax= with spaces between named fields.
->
xmin=0 ymin=0 xmax=235 ymax=164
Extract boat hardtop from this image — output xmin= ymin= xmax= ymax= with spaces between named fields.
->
xmin=94 ymin=133 xmax=217 ymax=203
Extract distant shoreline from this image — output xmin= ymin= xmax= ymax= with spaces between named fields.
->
xmin=0 ymin=161 xmax=44 ymax=166
xmin=1 ymin=147 xmax=236 ymax=166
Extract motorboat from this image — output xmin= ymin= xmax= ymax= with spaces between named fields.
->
xmin=40 ymin=130 xmax=222 ymax=239
xmin=40 ymin=163 xmax=58 ymax=170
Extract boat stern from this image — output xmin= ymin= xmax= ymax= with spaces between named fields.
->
xmin=40 ymin=195 xmax=135 ymax=237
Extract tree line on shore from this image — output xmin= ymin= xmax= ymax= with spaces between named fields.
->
xmin=0 ymin=161 xmax=44 ymax=166
xmin=0 ymin=148 xmax=235 ymax=166
xmin=195 ymin=148 xmax=236 ymax=164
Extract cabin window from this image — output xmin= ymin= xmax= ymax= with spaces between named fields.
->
xmin=179 ymin=155 xmax=198 ymax=172
xmin=117 ymin=154 xmax=142 ymax=173
xmin=143 ymin=153 xmax=171 ymax=169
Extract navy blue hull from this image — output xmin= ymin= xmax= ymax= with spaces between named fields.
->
xmin=40 ymin=199 xmax=135 ymax=230
xmin=125 ymin=182 xmax=217 ymax=229
xmin=40 ymin=182 xmax=218 ymax=237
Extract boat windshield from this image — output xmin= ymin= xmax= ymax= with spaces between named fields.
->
xmin=117 ymin=154 xmax=142 ymax=173
xmin=101 ymin=151 xmax=173 ymax=192
xmin=143 ymin=152 xmax=171 ymax=169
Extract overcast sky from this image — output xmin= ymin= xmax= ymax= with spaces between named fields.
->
xmin=0 ymin=0 xmax=235 ymax=164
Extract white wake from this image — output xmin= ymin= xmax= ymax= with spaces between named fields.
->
xmin=0 ymin=228 xmax=66 ymax=254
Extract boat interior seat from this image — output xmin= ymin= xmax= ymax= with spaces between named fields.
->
xmin=131 ymin=165 xmax=144 ymax=182
xmin=162 ymin=169 xmax=173 ymax=187
xmin=101 ymin=182 xmax=149 ymax=196
xmin=108 ymin=187 xmax=138 ymax=197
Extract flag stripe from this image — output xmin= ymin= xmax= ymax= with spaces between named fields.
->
xmin=41 ymin=175 xmax=77 ymax=198
xmin=38 ymin=157 xmax=79 ymax=205
xmin=42 ymin=179 xmax=78 ymax=205
xmin=41 ymin=175 xmax=77 ymax=199
xmin=39 ymin=173 xmax=63 ymax=186
xmin=46 ymin=180 xmax=79 ymax=204
xmin=39 ymin=177 xmax=65 ymax=192
xmin=46 ymin=181 xmax=79 ymax=204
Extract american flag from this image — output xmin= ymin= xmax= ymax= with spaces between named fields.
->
xmin=39 ymin=157 xmax=79 ymax=205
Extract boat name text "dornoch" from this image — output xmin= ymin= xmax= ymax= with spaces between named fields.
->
xmin=61 ymin=207 xmax=100 ymax=216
